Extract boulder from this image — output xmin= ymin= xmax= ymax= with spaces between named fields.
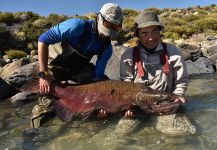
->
xmin=104 ymin=45 xmax=128 ymax=80
xmin=186 ymin=57 xmax=216 ymax=76
xmin=0 ymin=59 xmax=24 ymax=81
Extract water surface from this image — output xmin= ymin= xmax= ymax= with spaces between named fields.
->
xmin=1 ymin=74 xmax=217 ymax=150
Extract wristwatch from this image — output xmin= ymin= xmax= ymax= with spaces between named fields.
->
xmin=38 ymin=71 xmax=49 ymax=78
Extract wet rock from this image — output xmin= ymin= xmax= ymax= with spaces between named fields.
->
xmin=0 ymin=59 xmax=38 ymax=100
xmin=186 ymin=57 xmax=216 ymax=76
xmin=206 ymin=45 xmax=217 ymax=56
xmin=10 ymin=92 xmax=38 ymax=107
xmin=114 ymin=118 xmax=141 ymax=135
xmin=105 ymin=45 xmax=127 ymax=80
xmin=104 ymin=118 xmax=141 ymax=145
xmin=152 ymin=113 xmax=196 ymax=135
xmin=182 ymin=48 xmax=202 ymax=61
xmin=7 ymin=62 xmax=38 ymax=88
xmin=23 ymin=127 xmax=54 ymax=148
xmin=0 ymin=59 xmax=23 ymax=80
xmin=90 ymin=45 xmax=127 ymax=80
xmin=208 ymin=53 xmax=217 ymax=64
xmin=206 ymin=36 xmax=217 ymax=41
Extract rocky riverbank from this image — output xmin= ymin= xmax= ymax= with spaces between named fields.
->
xmin=1 ymin=34 xmax=217 ymax=102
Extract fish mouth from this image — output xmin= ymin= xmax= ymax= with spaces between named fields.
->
xmin=153 ymin=99 xmax=175 ymax=106
xmin=149 ymin=100 xmax=182 ymax=115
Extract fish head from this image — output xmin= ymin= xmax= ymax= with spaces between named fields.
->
xmin=136 ymin=91 xmax=183 ymax=115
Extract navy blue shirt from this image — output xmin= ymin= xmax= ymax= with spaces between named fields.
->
xmin=38 ymin=18 xmax=112 ymax=78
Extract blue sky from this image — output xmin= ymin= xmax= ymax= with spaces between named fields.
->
xmin=0 ymin=0 xmax=217 ymax=16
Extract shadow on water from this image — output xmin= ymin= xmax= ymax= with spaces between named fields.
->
xmin=1 ymin=73 xmax=217 ymax=150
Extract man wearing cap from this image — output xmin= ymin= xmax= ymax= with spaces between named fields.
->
xmin=120 ymin=11 xmax=188 ymax=116
xmin=31 ymin=3 xmax=123 ymax=127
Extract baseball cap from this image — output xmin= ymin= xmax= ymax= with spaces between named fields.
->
xmin=99 ymin=3 xmax=123 ymax=25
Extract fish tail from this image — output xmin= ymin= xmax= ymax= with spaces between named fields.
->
xmin=53 ymin=100 xmax=76 ymax=122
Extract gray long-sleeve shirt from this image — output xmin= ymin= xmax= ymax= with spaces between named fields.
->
xmin=120 ymin=42 xmax=188 ymax=96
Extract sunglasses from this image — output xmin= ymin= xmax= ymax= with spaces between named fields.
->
xmin=100 ymin=14 xmax=122 ymax=31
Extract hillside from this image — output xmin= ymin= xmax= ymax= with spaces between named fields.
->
xmin=0 ymin=4 xmax=217 ymax=55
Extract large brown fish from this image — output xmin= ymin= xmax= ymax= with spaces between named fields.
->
xmin=52 ymin=80 xmax=183 ymax=122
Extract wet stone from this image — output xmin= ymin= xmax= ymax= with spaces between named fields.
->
xmin=153 ymin=113 xmax=196 ymax=135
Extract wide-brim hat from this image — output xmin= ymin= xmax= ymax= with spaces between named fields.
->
xmin=135 ymin=11 xmax=163 ymax=29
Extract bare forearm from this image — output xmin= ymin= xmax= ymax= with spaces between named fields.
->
xmin=38 ymin=41 xmax=49 ymax=71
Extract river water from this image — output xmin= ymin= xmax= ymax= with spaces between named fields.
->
xmin=1 ymin=74 xmax=217 ymax=150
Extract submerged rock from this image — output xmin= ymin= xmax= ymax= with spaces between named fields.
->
xmin=11 ymin=92 xmax=38 ymax=107
xmin=104 ymin=118 xmax=141 ymax=145
xmin=114 ymin=118 xmax=141 ymax=135
xmin=152 ymin=113 xmax=196 ymax=135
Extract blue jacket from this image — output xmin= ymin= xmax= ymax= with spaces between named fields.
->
xmin=38 ymin=18 xmax=112 ymax=78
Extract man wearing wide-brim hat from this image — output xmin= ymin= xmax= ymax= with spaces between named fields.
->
xmin=120 ymin=11 xmax=188 ymax=116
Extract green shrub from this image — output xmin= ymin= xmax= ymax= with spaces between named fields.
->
xmin=123 ymin=17 xmax=135 ymax=31
xmin=161 ymin=8 xmax=170 ymax=12
xmin=166 ymin=26 xmax=186 ymax=35
xmin=86 ymin=13 xmax=97 ymax=19
xmin=162 ymin=17 xmax=186 ymax=26
xmin=183 ymin=14 xmax=200 ymax=22
xmin=32 ymin=18 xmax=50 ymax=28
xmin=72 ymin=15 xmax=89 ymax=20
xmin=145 ymin=8 xmax=162 ymax=14
xmin=25 ymin=11 xmax=40 ymax=22
xmin=213 ymin=8 xmax=217 ymax=13
xmin=195 ymin=8 xmax=208 ymax=15
xmin=0 ymin=12 xmax=15 ymax=25
xmin=123 ymin=9 xmax=139 ymax=17
xmin=184 ymin=27 xmax=196 ymax=36
xmin=209 ymin=13 xmax=217 ymax=18
xmin=5 ymin=50 xmax=27 ymax=59
xmin=192 ymin=18 xmax=217 ymax=32
xmin=47 ymin=13 xmax=68 ymax=26
xmin=162 ymin=31 xmax=181 ymax=40
xmin=19 ymin=22 xmax=44 ymax=42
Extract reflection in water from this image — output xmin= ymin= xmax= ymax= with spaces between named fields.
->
xmin=1 ymin=74 xmax=217 ymax=149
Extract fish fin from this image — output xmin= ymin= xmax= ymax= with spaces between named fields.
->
xmin=120 ymin=105 xmax=146 ymax=118
xmin=81 ymin=108 xmax=110 ymax=120
xmin=52 ymin=100 xmax=76 ymax=122
xmin=81 ymin=109 xmax=97 ymax=120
